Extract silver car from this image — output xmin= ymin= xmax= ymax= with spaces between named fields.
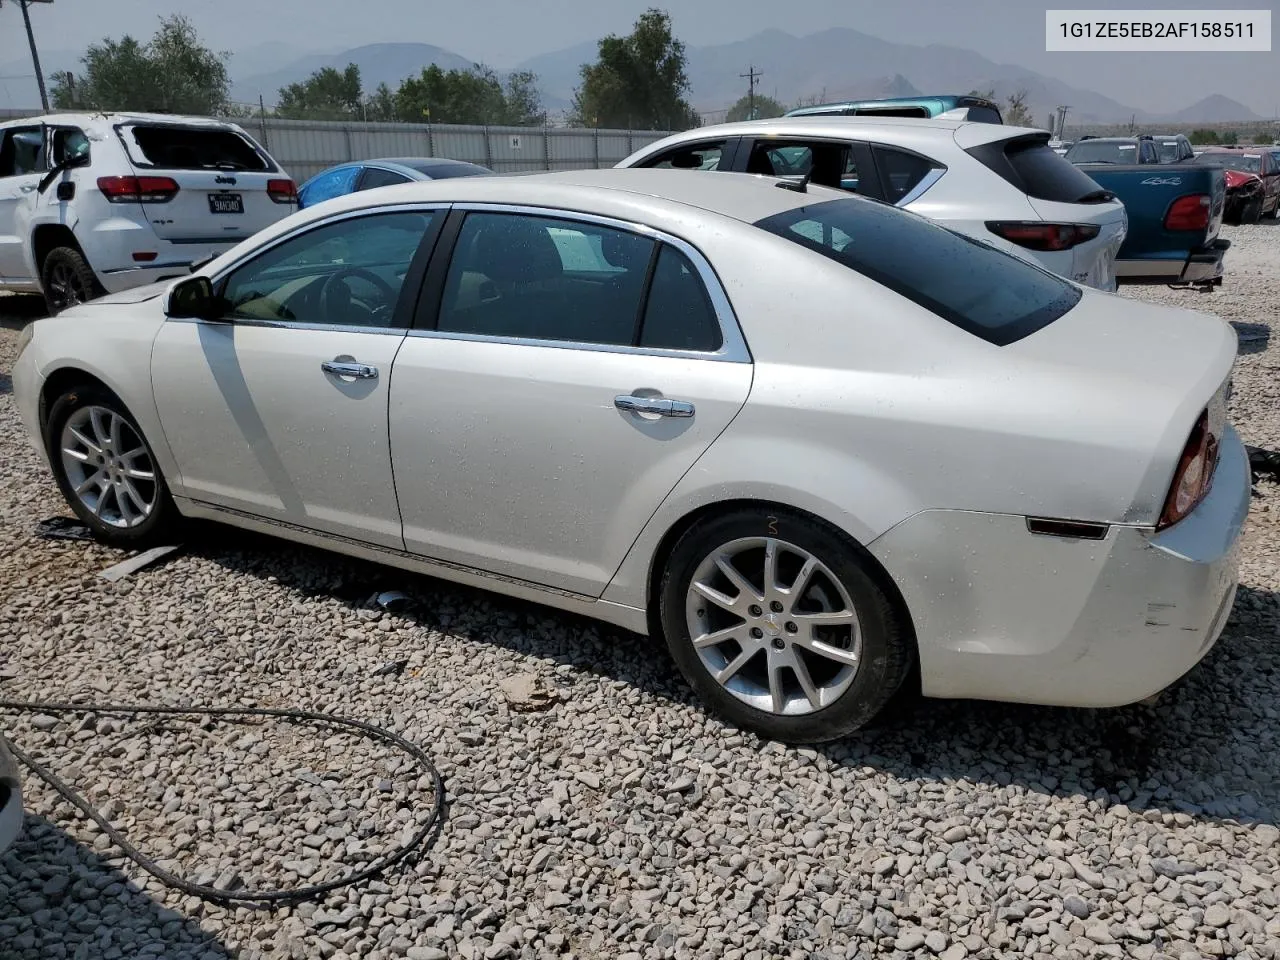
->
xmin=11 ymin=169 xmax=1248 ymax=743
xmin=0 ymin=731 xmax=22 ymax=854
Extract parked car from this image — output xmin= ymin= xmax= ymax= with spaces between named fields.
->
xmin=0 ymin=731 xmax=22 ymax=855
xmin=787 ymin=94 xmax=1003 ymax=124
xmin=1198 ymin=146 xmax=1280 ymax=223
xmin=1067 ymin=150 xmax=1229 ymax=287
xmin=618 ymin=117 xmax=1127 ymax=290
xmin=1151 ymin=134 xmax=1196 ymax=163
xmin=12 ymin=170 xmax=1247 ymax=743
xmin=1064 ymin=135 xmax=1163 ymax=165
xmin=297 ymin=157 xmax=492 ymax=209
xmin=0 ymin=112 xmax=297 ymax=314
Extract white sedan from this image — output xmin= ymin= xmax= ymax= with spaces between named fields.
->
xmin=12 ymin=169 xmax=1248 ymax=743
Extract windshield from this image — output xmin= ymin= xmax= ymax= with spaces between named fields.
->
xmin=1064 ymin=140 xmax=1138 ymax=164
xmin=1156 ymin=141 xmax=1184 ymax=162
xmin=754 ymin=197 xmax=1082 ymax=346
xmin=1207 ymin=154 xmax=1262 ymax=174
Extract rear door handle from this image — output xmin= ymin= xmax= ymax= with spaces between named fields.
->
xmin=614 ymin=395 xmax=695 ymax=418
xmin=322 ymin=358 xmax=379 ymax=380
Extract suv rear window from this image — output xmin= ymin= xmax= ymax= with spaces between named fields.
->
xmin=119 ymin=124 xmax=271 ymax=171
xmin=754 ymin=197 xmax=1081 ymax=346
xmin=969 ymin=134 xmax=1112 ymax=204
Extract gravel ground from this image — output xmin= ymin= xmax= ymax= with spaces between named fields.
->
xmin=1 ymin=224 xmax=1279 ymax=960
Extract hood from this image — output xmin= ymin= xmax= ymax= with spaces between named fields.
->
xmin=85 ymin=281 xmax=173 ymax=306
xmin=1223 ymin=169 xmax=1262 ymax=190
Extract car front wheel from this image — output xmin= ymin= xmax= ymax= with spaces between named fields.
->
xmin=659 ymin=507 xmax=913 ymax=743
xmin=41 ymin=247 xmax=104 ymax=315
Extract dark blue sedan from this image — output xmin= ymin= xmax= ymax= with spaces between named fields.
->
xmin=297 ymin=157 xmax=493 ymax=209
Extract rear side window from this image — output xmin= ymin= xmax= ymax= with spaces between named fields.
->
xmin=872 ymin=146 xmax=939 ymax=202
xmin=641 ymin=141 xmax=728 ymax=170
xmin=745 ymin=140 xmax=862 ymax=193
xmin=754 ymin=197 xmax=1082 ymax=346
xmin=638 ymin=246 xmax=722 ymax=352
xmin=120 ymin=124 xmax=271 ymax=171
xmin=971 ymin=135 xmax=1112 ymax=204
xmin=0 ymin=127 xmax=45 ymax=176
xmin=359 ymin=167 xmax=413 ymax=190
xmin=300 ymin=166 xmax=360 ymax=207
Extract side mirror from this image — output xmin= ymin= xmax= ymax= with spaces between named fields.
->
xmin=165 ymin=275 xmax=220 ymax=320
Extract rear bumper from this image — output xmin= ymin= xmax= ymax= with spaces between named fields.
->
xmin=1115 ymin=238 xmax=1230 ymax=286
xmin=870 ymin=424 xmax=1250 ymax=707
xmin=0 ymin=735 xmax=23 ymax=855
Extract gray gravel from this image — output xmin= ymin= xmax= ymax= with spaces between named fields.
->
xmin=2 ymin=225 xmax=1279 ymax=959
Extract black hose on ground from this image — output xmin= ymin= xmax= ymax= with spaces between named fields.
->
xmin=0 ymin=700 xmax=445 ymax=905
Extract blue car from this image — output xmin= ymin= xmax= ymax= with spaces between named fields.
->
xmin=297 ymin=157 xmax=492 ymax=209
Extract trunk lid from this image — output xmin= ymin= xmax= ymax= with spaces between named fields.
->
xmin=115 ymin=121 xmax=296 ymax=244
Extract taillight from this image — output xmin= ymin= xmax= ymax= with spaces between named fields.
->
xmin=267 ymin=178 xmax=297 ymax=204
xmin=1158 ymin=410 xmax=1219 ymax=530
xmin=97 ymin=175 xmax=179 ymax=203
xmin=985 ymin=221 xmax=1101 ymax=251
xmin=1164 ymin=194 xmax=1210 ymax=231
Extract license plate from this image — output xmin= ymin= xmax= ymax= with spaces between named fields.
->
xmin=208 ymin=193 xmax=243 ymax=214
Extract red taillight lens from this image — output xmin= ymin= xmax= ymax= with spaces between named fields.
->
xmin=97 ymin=175 xmax=179 ymax=203
xmin=1164 ymin=194 xmax=1210 ymax=231
xmin=985 ymin=221 xmax=1101 ymax=251
xmin=1158 ymin=410 xmax=1220 ymax=530
xmin=267 ymin=178 xmax=297 ymax=204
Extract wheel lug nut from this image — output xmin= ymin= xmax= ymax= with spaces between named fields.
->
xmin=750 ymin=627 xmax=763 ymax=639
xmin=748 ymin=605 xmax=762 ymax=617
xmin=771 ymin=637 xmax=786 ymax=650
xmin=770 ymin=601 xmax=784 ymax=613
xmin=785 ymin=622 xmax=798 ymax=633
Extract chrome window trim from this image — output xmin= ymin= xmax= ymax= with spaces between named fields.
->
xmin=422 ymin=202 xmax=751 ymax=364
xmin=167 ymin=317 xmax=407 ymax=336
xmin=896 ymin=165 xmax=946 ymax=207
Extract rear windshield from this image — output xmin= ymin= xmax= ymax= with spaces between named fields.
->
xmin=119 ymin=124 xmax=272 ymax=172
xmin=1156 ymin=140 xmax=1185 ymax=162
xmin=754 ymin=197 xmax=1080 ymax=346
xmin=968 ymin=134 xmax=1112 ymax=204
xmin=1206 ymin=153 xmax=1262 ymax=173
xmin=1063 ymin=140 xmax=1138 ymax=164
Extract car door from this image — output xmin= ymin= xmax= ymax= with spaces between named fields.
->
xmin=389 ymin=206 xmax=753 ymax=598
xmin=733 ymin=138 xmax=881 ymax=198
xmin=0 ymin=124 xmax=46 ymax=283
xmin=150 ymin=206 xmax=445 ymax=548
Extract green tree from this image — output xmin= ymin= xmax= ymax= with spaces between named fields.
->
xmin=969 ymin=87 xmax=1034 ymax=126
xmin=365 ymin=82 xmax=398 ymax=122
xmin=1188 ymin=128 xmax=1219 ymax=145
xmin=571 ymin=9 xmax=698 ymax=130
xmin=726 ymin=93 xmax=785 ymax=122
xmin=394 ymin=64 xmax=545 ymax=125
xmin=51 ymin=15 xmax=232 ymax=115
xmin=277 ymin=63 xmax=364 ymax=120
xmin=1221 ymin=130 xmax=1239 ymax=146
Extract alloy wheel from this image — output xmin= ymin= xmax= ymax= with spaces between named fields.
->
xmin=46 ymin=261 xmax=86 ymax=312
xmin=59 ymin=406 xmax=158 ymax=528
xmin=684 ymin=536 xmax=861 ymax=716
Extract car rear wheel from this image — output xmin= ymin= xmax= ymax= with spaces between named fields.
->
xmin=1243 ymin=198 xmax=1264 ymax=225
xmin=41 ymin=247 xmax=104 ymax=315
xmin=659 ymin=507 xmax=913 ymax=743
xmin=45 ymin=385 xmax=181 ymax=547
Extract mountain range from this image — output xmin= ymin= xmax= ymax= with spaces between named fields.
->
xmin=2 ymin=29 xmax=1266 ymax=126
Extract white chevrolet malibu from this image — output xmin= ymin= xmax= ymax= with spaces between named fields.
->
xmin=11 ymin=169 xmax=1248 ymax=743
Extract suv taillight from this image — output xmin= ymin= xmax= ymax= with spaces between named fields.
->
xmin=97 ymin=175 xmax=179 ymax=203
xmin=1158 ymin=410 xmax=1219 ymax=530
xmin=267 ymin=178 xmax=297 ymax=204
xmin=1164 ymin=194 xmax=1210 ymax=231
xmin=985 ymin=221 xmax=1101 ymax=251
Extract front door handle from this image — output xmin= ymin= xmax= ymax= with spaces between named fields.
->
xmin=322 ymin=357 xmax=379 ymax=380
xmin=614 ymin=395 xmax=695 ymax=418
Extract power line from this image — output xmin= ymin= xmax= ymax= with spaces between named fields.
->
xmin=739 ymin=64 xmax=762 ymax=120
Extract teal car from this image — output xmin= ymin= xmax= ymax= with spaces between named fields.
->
xmin=786 ymin=94 xmax=1003 ymax=123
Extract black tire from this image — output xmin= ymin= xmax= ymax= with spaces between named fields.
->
xmin=1243 ymin=198 xmax=1264 ymax=225
xmin=44 ymin=383 xmax=181 ymax=548
xmin=658 ymin=506 xmax=914 ymax=744
xmin=41 ymin=246 xmax=104 ymax=315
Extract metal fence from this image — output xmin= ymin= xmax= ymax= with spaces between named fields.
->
xmin=225 ymin=117 xmax=678 ymax=182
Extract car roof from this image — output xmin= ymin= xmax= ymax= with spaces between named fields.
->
xmin=2 ymin=111 xmax=247 ymax=129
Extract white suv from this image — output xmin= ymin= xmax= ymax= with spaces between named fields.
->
xmin=0 ymin=112 xmax=297 ymax=313
xmin=618 ymin=117 xmax=1128 ymax=291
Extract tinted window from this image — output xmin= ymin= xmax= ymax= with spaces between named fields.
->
xmin=52 ymin=127 xmax=90 ymax=167
xmin=122 ymin=124 xmax=270 ymax=171
xmin=872 ymin=146 xmax=938 ymax=202
xmin=359 ymin=167 xmax=413 ymax=190
xmin=0 ymin=127 xmax=44 ymax=177
xmin=437 ymin=212 xmax=654 ymax=346
xmin=400 ymin=160 xmax=490 ymax=178
xmin=965 ymin=106 xmax=1003 ymax=124
xmin=972 ymin=135 xmax=1112 ymax=203
xmin=1063 ymin=140 xmax=1137 ymax=164
xmin=643 ymin=141 xmax=727 ymax=170
xmin=299 ymin=166 xmax=361 ymax=207
xmin=852 ymin=107 xmax=929 ymax=118
xmin=639 ymin=246 xmax=722 ymax=352
xmin=219 ymin=211 xmax=433 ymax=328
xmin=754 ymin=197 xmax=1082 ymax=346
xmin=746 ymin=141 xmax=862 ymax=192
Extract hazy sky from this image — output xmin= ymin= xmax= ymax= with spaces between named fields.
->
xmin=2 ymin=0 xmax=1277 ymax=115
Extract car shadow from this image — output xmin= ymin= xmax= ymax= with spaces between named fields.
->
xmin=1230 ymin=320 xmax=1270 ymax=355
xmin=189 ymin=523 xmax=1280 ymax=830
xmin=0 ymin=814 xmax=231 ymax=958
xmin=0 ymin=294 xmax=48 ymax=332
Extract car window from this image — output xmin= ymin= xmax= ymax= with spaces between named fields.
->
xmin=971 ymin=135 xmax=1112 ymax=203
xmin=359 ymin=167 xmax=413 ymax=190
xmin=965 ymin=106 xmax=1003 ymax=124
xmin=51 ymin=127 xmax=90 ymax=167
xmin=120 ymin=124 xmax=269 ymax=171
xmin=1269 ymin=152 xmax=1280 ymax=173
xmin=218 ymin=211 xmax=434 ymax=328
xmin=0 ymin=127 xmax=45 ymax=177
xmin=437 ymin=212 xmax=655 ymax=346
xmin=754 ymin=196 xmax=1082 ymax=347
xmin=638 ymin=245 xmax=722 ymax=352
xmin=641 ymin=141 xmax=727 ymax=170
xmin=872 ymin=146 xmax=938 ymax=203
xmin=300 ymin=166 xmax=361 ymax=207
xmin=745 ymin=140 xmax=861 ymax=193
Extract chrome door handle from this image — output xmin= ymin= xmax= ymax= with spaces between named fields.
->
xmin=322 ymin=359 xmax=379 ymax=380
xmin=18 ymin=184 xmax=36 ymax=193
xmin=614 ymin=395 xmax=695 ymax=418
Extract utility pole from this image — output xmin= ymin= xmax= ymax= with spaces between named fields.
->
xmin=7 ymin=0 xmax=52 ymax=112
xmin=740 ymin=64 xmax=762 ymax=120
